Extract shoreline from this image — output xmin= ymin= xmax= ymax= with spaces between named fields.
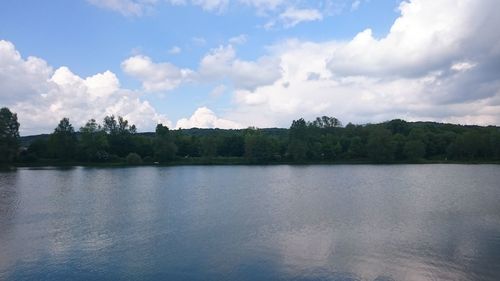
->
xmin=7 ymin=158 xmax=500 ymax=169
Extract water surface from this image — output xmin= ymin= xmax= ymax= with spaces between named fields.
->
xmin=1 ymin=165 xmax=500 ymax=281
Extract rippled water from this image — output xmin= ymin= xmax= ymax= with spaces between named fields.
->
xmin=1 ymin=165 xmax=500 ymax=281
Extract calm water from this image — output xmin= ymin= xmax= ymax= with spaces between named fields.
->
xmin=1 ymin=165 xmax=500 ymax=281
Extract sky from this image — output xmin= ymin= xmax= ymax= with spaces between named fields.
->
xmin=1 ymin=0 xmax=499 ymax=135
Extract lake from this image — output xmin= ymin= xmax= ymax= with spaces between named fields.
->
xmin=1 ymin=165 xmax=500 ymax=281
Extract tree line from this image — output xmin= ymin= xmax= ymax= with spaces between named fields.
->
xmin=1 ymin=107 xmax=500 ymax=165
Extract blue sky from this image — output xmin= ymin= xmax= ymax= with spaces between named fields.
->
xmin=2 ymin=1 xmax=399 ymax=73
xmin=1 ymin=0 xmax=499 ymax=134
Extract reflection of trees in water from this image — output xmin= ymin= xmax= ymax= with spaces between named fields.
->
xmin=0 ymin=171 xmax=20 ymax=276
xmin=0 ymin=171 xmax=20 ymax=229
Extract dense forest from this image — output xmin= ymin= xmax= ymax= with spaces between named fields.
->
xmin=1 ymin=107 xmax=500 ymax=166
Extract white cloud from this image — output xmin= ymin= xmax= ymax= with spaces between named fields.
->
xmin=450 ymin=61 xmax=476 ymax=72
xmin=124 ymin=44 xmax=281 ymax=92
xmin=121 ymin=55 xmax=194 ymax=91
xmin=199 ymin=45 xmax=281 ymax=90
xmin=175 ymin=107 xmax=242 ymax=129
xmin=209 ymin=84 xmax=226 ymax=98
xmin=168 ymin=46 xmax=182 ymax=54
xmin=9 ymin=0 xmax=500 ymax=134
xmin=117 ymin=49 xmax=259 ymax=95
xmin=119 ymin=0 xmax=500 ymax=128
xmin=90 ymin=0 xmax=323 ymax=28
xmin=224 ymin=0 xmax=500 ymax=127
xmin=87 ymin=0 xmax=157 ymax=16
xmin=0 ymin=40 xmax=171 ymax=135
xmin=278 ymin=7 xmax=323 ymax=28
xmin=326 ymin=0 xmax=500 ymax=78
xmin=0 ymin=41 xmax=54 ymax=104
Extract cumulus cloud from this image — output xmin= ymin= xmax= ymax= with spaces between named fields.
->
xmin=8 ymin=0 xmax=500 ymax=134
xmin=225 ymin=0 xmax=500 ymax=127
xmin=121 ymin=55 xmax=194 ymax=91
xmin=175 ymin=107 xmax=243 ymax=129
xmin=119 ymin=0 xmax=500 ymax=128
xmin=123 ymin=44 xmax=281 ymax=92
xmin=0 ymin=40 xmax=171 ymax=135
xmin=0 ymin=39 xmax=54 ymax=104
xmin=327 ymin=0 xmax=500 ymax=78
xmin=198 ymin=44 xmax=282 ymax=90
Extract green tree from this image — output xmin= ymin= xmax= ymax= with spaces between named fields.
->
xmin=201 ymin=136 xmax=218 ymax=158
xmin=392 ymin=133 xmax=407 ymax=160
xmin=366 ymin=127 xmax=396 ymax=162
xmin=27 ymin=138 xmax=49 ymax=159
xmin=103 ymin=115 xmax=136 ymax=135
xmin=79 ymin=119 xmax=109 ymax=162
xmin=490 ymin=130 xmax=500 ymax=159
xmin=426 ymin=132 xmax=453 ymax=158
xmin=0 ymin=107 xmax=20 ymax=163
xmin=447 ymin=136 xmax=465 ymax=159
xmin=347 ymin=136 xmax=365 ymax=159
xmin=244 ymin=131 xmax=275 ymax=163
xmin=103 ymin=115 xmax=137 ymax=157
xmin=175 ymin=134 xmax=200 ymax=157
xmin=154 ymin=124 xmax=177 ymax=163
xmin=288 ymin=139 xmax=307 ymax=161
xmin=385 ymin=119 xmax=409 ymax=135
xmin=447 ymin=131 xmax=483 ymax=160
xmin=132 ymin=135 xmax=154 ymax=159
xmin=218 ymin=135 xmax=244 ymax=157
xmin=289 ymin=118 xmax=308 ymax=140
xmin=311 ymin=116 xmax=342 ymax=128
xmin=408 ymin=128 xmax=429 ymax=145
xmin=126 ymin=152 xmax=142 ymax=165
xmin=404 ymin=140 xmax=426 ymax=160
xmin=48 ymin=118 xmax=77 ymax=160
xmin=462 ymin=131 xmax=481 ymax=159
xmin=288 ymin=118 xmax=309 ymax=161
xmin=321 ymin=134 xmax=341 ymax=160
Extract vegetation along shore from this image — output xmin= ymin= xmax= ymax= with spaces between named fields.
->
xmin=1 ymin=107 xmax=499 ymax=167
